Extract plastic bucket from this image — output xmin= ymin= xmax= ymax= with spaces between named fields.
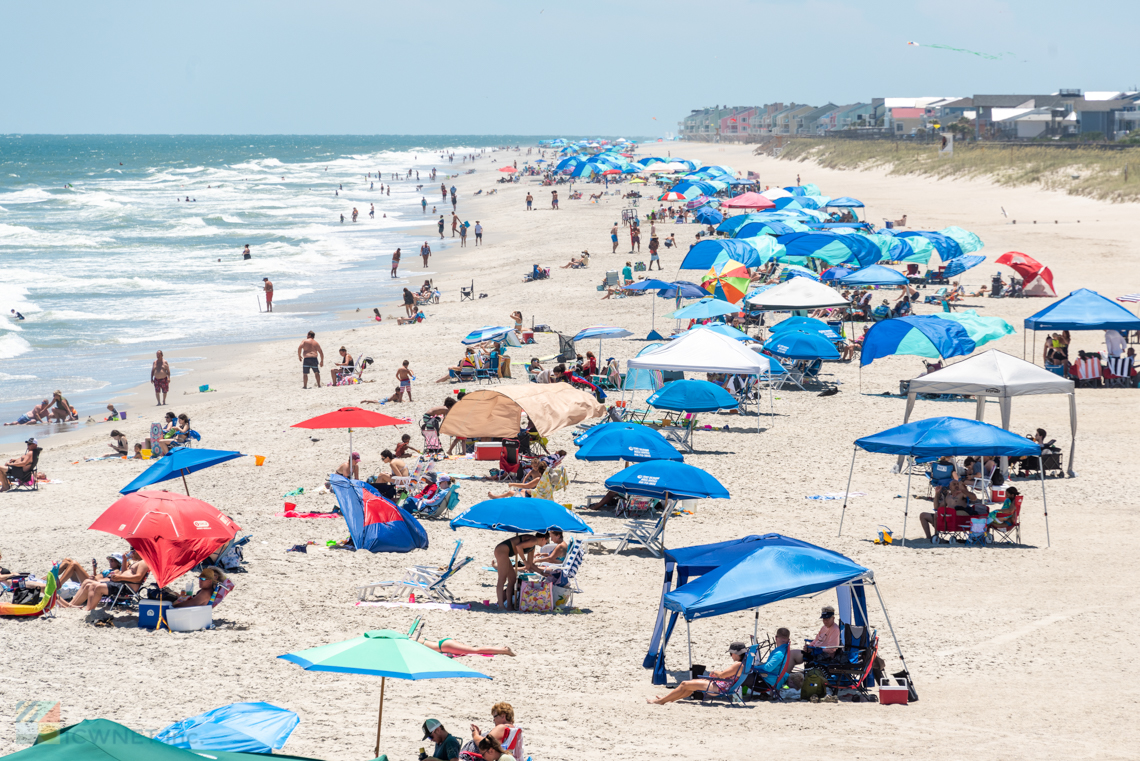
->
xmin=141 ymin=449 xmax=152 ymax=460
xmin=284 ymin=502 xmax=297 ymax=511
xmin=254 ymin=455 xmax=266 ymax=466
xmin=198 ymin=384 xmax=209 ymax=392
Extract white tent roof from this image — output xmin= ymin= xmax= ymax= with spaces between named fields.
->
xmin=627 ymin=327 xmax=777 ymax=374
xmin=745 ymin=277 xmax=849 ymax=310
xmin=906 ymin=350 xmax=1074 ymax=397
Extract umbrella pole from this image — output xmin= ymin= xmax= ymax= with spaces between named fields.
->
xmin=374 ymin=676 xmax=385 ymax=758
xmin=900 ymin=468 xmax=913 ymax=547
xmin=838 ymin=447 xmax=857 ymax=536
xmin=181 ymin=473 xmax=190 ymax=497
xmin=1040 ymin=465 xmax=1050 ymax=548
xmin=349 ymin=428 xmax=354 ymax=473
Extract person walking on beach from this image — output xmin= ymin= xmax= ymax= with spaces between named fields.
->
xmin=526 ymin=192 xmax=533 ymax=211
xmin=610 ymin=223 xmax=619 ymax=254
xmin=242 ymin=244 xmax=252 ymax=260
xmin=474 ymin=221 xmax=483 ymax=246
xmin=421 ymin=197 xmax=427 ymax=214
xmin=396 ymin=360 xmax=414 ymax=402
xmin=551 ymin=190 xmax=559 ymax=210
xmin=459 ymin=223 xmax=468 ymax=248
xmin=437 ymin=216 xmax=445 ymax=239
xmin=151 ymin=350 xmax=170 ymax=406
xmin=369 ymin=204 xmax=375 ymax=219
xmin=630 ymin=221 xmax=641 ymax=253
xmin=391 ymin=248 xmax=401 ymax=278
xmin=421 ymin=242 xmax=432 ymax=268
xmin=648 ymin=235 xmax=661 ymax=270
xmin=263 ymin=277 xmax=274 ymax=312
xmin=451 ymin=213 xmax=459 ymax=237
xmin=441 ymin=183 xmax=447 ymax=202
xmin=298 ymin=331 xmax=324 ymax=389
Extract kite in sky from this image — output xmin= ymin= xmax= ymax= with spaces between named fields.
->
xmin=907 ymin=41 xmax=1012 ymax=60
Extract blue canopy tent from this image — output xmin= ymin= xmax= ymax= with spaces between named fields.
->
xmin=574 ymin=423 xmax=683 ymax=462
xmin=329 ymin=475 xmax=429 ymax=553
xmin=644 ymin=534 xmax=910 ymax=688
xmin=860 ymin=316 xmax=976 ymax=366
xmin=1023 ymin=288 xmax=1140 ymax=361
xmin=838 ymin=417 xmax=1048 ymax=547
xmin=678 ymin=239 xmax=768 ymax=270
xmin=943 ymin=254 xmax=986 ymax=278
xmin=120 ymin=447 xmax=245 ymax=496
xmin=450 ymin=497 xmax=593 ymax=535
xmin=837 ymin=264 xmax=908 ymax=287
xmin=154 ymin=702 xmax=299 ymax=754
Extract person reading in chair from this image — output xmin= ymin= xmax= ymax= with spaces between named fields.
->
xmin=60 ymin=548 xmax=150 ymax=611
xmin=646 ymin=641 xmax=747 ymax=704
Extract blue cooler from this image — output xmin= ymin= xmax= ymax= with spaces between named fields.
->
xmin=138 ymin=600 xmax=171 ymax=631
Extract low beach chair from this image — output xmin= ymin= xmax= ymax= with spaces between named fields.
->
xmin=693 ymin=644 xmax=757 ymax=705
xmin=459 ymin=281 xmax=475 ymax=301
xmin=583 ymin=506 xmax=672 ymax=557
xmin=1071 ymin=356 xmax=1103 ymax=388
xmin=988 ymin=495 xmax=1023 ymax=545
xmin=1104 ymin=356 xmax=1134 ymax=388
xmin=538 ymin=537 xmax=587 ymax=607
xmin=411 ymin=482 xmax=458 ymax=520
xmin=6 ymin=446 xmax=42 ymax=492
xmin=357 ymin=540 xmax=473 ymax=604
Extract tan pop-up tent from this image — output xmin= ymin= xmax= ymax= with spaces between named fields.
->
xmin=440 ymin=384 xmax=605 ymax=439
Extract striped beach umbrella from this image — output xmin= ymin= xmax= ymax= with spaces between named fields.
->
xmin=462 ymin=325 xmax=513 ymax=345
xmin=658 ymin=191 xmax=687 ymax=202
xmin=700 ymin=259 xmax=751 ymax=304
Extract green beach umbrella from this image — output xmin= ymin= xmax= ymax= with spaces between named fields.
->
xmin=15 ymin=719 xmax=203 ymax=761
xmin=278 ymin=630 xmax=490 ymax=758
xmin=935 ymin=309 xmax=1016 ymax=348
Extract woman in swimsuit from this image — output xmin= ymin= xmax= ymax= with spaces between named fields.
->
xmin=647 ymin=642 xmax=747 ymax=704
xmin=422 ymin=638 xmax=516 ymax=657
xmin=492 ymin=529 xmax=554 ymax=610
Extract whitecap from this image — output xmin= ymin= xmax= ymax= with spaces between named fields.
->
xmin=0 ymin=332 xmax=32 ymax=359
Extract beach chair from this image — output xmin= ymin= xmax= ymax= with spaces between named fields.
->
xmin=6 ymin=447 xmax=42 ymax=492
xmin=104 ymin=571 xmax=151 ymax=610
xmin=459 ymin=281 xmax=475 ymax=302
xmin=693 ymin=644 xmax=757 ymax=706
xmin=357 ymin=540 xmax=472 ymax=604
xmin=1103 ymin=356 xmax=1135 ymax=388
xmin=409 ymin=481 xmax=456 ymax=519
xmin=659 ymin=414 xmax=696 ymax=453
xmin=817 ymin=625 xmax=879 ymax=699
xmin=0 ymin=569 xmax=59 ymax=618
xmin=1071 ymin=356 xmax=1103 ymax=387
xmin=582 ymin=506 xmax=671 ymax=557
xmin=930 ymin=505 xmax=972 ymax=544
xmin=538 ymin=537 xmax=587 ymax=607
xmin=987 ymin=495 xmax=1023 ymax=545
xmin=745 ymin=642 xmax=794 ymax=702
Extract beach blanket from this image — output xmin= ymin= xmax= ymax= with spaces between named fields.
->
xmin=275 ymin=511 xmax=340 ymax=519
xmin=354 ymin=601 xmax=470 ymax=612
xmin=805 ymin=492 xmax=866 ymax=501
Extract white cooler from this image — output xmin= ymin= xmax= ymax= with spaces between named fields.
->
xmin=166 ymin=605 xmax=214 ymax=632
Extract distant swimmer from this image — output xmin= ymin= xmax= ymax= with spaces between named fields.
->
xmin=10 ymin=309 xmax=25 ymax=320
xmin=263 ymin=278 xmax=274 ymax=312
xmin=243 ymin=244 xmax=252 ymax=260
xmin=421 ymin=197 xmax=427 ymax=214
xmin=352 ymin=207 xmax=359 ymax=222
xmin=340 ymin=213 xmax=345 ymax=223
xmin=369 ymin=204 xmax=375 ymax=219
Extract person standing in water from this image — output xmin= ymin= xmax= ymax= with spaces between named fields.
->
xmin=391 ymin=248 xmax=401 ymax=278
xmin=421 ymin=197 xmax=428 ymax=214
xmin=151 ymin=350 xmax=170 ymax=406
xmin=421 ymin=242 xmax=431 ymax=268
xmin=242 ymin=244 xmax=251 ymax=260
xmin=263 ymin=278 xmax=274 ymax=312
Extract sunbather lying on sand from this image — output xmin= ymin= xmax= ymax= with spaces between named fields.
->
xmin=422 ymin=638 xmax=516 ymax=657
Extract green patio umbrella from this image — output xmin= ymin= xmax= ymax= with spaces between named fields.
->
xmin=14 ymin=719 xmax=203 ymax=761
xmin=278 ymin=630 xmax=490 ymax=758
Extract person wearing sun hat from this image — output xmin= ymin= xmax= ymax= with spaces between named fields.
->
xmin=420 ymin=718 xmax=460 ymax=761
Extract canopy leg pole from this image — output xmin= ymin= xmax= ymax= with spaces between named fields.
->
xmin=686 ymin=619 xmax=692 ymax=675
xmin=754 ymin=609 xmax=759 ymax=641
xmin=900 ymin=468 xmax=912 ymax=547
xmin=838 ymin=447 xmax=857 ymax=537
xmin=181 ymin=473 xmax=190 ymax=497
xmin=1040 ymin=464 xmax=1050 ymax=548
xmin=1032 ymin=331 xmax=1036 ymax=366
xmin=870 ymin=580 xmax=911 ymax=677
xmin=374 ymin=676 xmax=385 ymax=758
xmin=1022 ymin=328 xmax=1026 ymax=360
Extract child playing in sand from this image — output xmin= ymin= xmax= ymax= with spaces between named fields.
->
xmin=132 ymin=443 xmax=143 ymax=460
xmin=394 ymin=433 xmax=420 ymax=459
xmin=386 ymin=386 xmax=405 ymax=403
xmin=396 ymin=360 xmax=414 ymax=401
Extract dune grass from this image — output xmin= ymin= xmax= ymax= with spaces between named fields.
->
xmin=768 ymin=139 xmax=1140 ymax=203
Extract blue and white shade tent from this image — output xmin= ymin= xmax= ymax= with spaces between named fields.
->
xmin=942 ymin=254 xmax=986 ymax=278
xmin=643 ymin=534 xmax=910 ymax=686
xmin=860 ymin=316 xmax=976 ymax=367
xmin=837 ymin=416 xmax=1050 ymax=547
xmin=836 ymin=264 xmax=908 ymax=287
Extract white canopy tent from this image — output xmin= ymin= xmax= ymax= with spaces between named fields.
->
xmin=627 ymin=327 xmax=779 ymax=429
xmin=902 ymin=350 xmax=1077 ymax=477
xmin=745 ymin=277 xmax=849 ymax=311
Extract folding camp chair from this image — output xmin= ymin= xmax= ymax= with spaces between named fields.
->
xmin=357 ymin=540 xmax=472 ymax=603
xmin=537 ymin=537 xmax=587 ymax=607
xmin=1071 ymin=356 xmax=1103 ymax=388
xmin=745 ymin=642 xmax=794 ymax=702
xmin=818 ymin=625 xmax=879 ymax=700
xmin=659 ymin=415 xmax=695 ymax=453
xmin=693 ymin=644 xmax=757 ymax=706
xmin=1104 ymin=356 xmax=1135 ymax=388
xmin=104 ymin=572 xmax=151 ymax=610
xmin=582 ymin=506 xmax=671 ymax=557
xmin=5 ymin=446 xmax=42 ymax=492
xmin=987 ymin=495 xmax=1023 ymax=545
xmin=409 ymin=482 xmax=457 ymax=519
xmin=459 ymin=281 xmax=475 ymax=301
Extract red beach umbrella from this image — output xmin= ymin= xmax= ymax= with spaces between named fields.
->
xmin=721 ymin=192 xmax=775 ymax=210
xmin=293 ymin=407 xmax=410 ymax=464
xmin=498 ymin=166 xmax=517 ymax=173
xmin=90 ymin=491 xmax=240 ymax=587
xmin=602 ymin=169 xmax=621 ymax=175
xmin=995 ymin=251 xmax=1056 ymax=297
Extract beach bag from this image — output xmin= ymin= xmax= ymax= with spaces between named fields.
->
xmin=517 ymin=580 xmax=553 ymax=612
xmin=12 ymin=587 xmax=41 ymax=606
xmin=799 ymin=669 xmax=827 ymax=701
xmin=216 ymin=542 xmax=244 ymax=572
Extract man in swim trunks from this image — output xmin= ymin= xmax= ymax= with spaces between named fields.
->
xmin=298 ymin=331 xmax=324 ymax=388
xmin=151 ymin=350 xmax=170 ymax=406
xmin=242 ymin=244 xmax=251 ymax=260
xmin=263 ymin=277 xmax=274 ymax=312
xmin=610 ymin=223 xmax=619 ymax=253
xmin=5 ymin=400 xmax=49 ymax=426
xmin=396 ymin=360 xmax=414 ymax=401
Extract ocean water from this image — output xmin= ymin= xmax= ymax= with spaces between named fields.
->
xmin=0 ymin=134 xmax=531 ymax=437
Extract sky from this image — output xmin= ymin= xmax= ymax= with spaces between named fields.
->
xmin=3 ymin=0 xmax=1140 ymax=135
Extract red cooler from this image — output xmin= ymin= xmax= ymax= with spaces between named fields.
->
xmin=475 ymin=443 xmax=502 ymax=461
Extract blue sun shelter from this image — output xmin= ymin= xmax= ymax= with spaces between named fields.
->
xmin=154 ymin=702 xmax=299 ymax=754
xmin=840 ymin=416 xmax=1048 ymax=547
xmin=770 ymin=316 xmax=842 ymax=342
xmin=763 ymin=329 xmax=841 ymax=360
xmin=644 ymin=534 xmax=910 ymax=689
xmin=860 ymin=316 xmax=975 ymax=367
xmin=329 ymin=475 xmax=429 ymax=553
xmin=1023 ymin=288 xmax=1140 ymax=358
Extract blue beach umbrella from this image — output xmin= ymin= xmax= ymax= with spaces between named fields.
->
xmin=735 ymin=220 xmax=807 ymax=237
xmin=837 ymin=264 xmax=908 ymax=287
xmin=573 ymin=325 xmax=633 ymax=342
xmin=697 ymin=323 xmax=753 ymax=341
xmin=450 ymin=497 xmax=593 ymax=534
xmin=574 ymin=423 xmax=683 ymax=462
xmin=154 ymin=703 xmax=299 ymax=754
xmin=943 ymin=254 xmax=986 ymax=278
xmin=820 ymin=266 xmax=854 ymax=282
xmin=693 ymin=206 xmax=724 ymax=226
xmin=668 ymin=297 xmax=740 ymax=320
xmin=120 ymin=447 xmax=245 ymax=495
xmin=763 ymin=330 xmax=841 ymax=360
xmin=647 ymin=379 xmax=739 ymax=413
xmin=770 ymin=316 xmax=841 ymax=341
xmin=462 ymin=325 xmax=513 ymax=345
xmin=605 ymin=461 xmax=729 ymax=501
xmin=826 ymin=196 xmax=865 ymax=208
xmin=780 ymin=264 xmax=820 ymax=281
xmin=860 ymin=316 xmax=976 ymax=366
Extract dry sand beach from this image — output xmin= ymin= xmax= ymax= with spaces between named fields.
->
xmin=3 ymin=142 xmax=1140 ymax=760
